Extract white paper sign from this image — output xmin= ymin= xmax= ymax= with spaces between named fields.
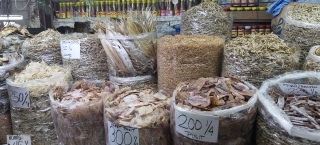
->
xmin=279 ymin=83 xmax=320 ymax=95
xmin=60 ymin=40 xmax=81 ymax=59
xmin=108 ymin=121 xmax=139 ymax=145
xmin=175 ymin=109 xmax=219 ymax=143
xmin=7 ymin=85 xmax=30 ymax=108
xmin=7 ymin=135 xmax=31 ymax=145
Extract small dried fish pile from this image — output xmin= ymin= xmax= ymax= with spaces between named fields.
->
xmin=50 ymin=81 xmax=108 ymax=145
xmin=257 ymin=71 xmax=320 ymax=145
xmin=0 ymin=112 xmax=12 ymax=144
xmin=304 ymin=45 xmax=320 ymax=71
xmin=158 ymin=35 xmax=224 ymax=94
xmin=171 ymin=76 xmax=257 ymax=145
xmin=97 ymin=11 xmax=157 ymax=88
xmin=104 ymin=86 xmax=171 ymax=145
xmin=281 ymin=6 xmax=320 ymax=66
xmin=61 ymin=33 xmax=108 ymax=81
xmin=0 ymin=51 xmax=24 ymax=81
xmin=0 ymin=24 xmax=32 ymax=51
xmin=222 ymin=33 xmax=300 ymax=87
xmin=22 ymin=29 xmax=61 ymax=65
xmin=181 ymin=2 xmax=233 ymax=41
xmin=7 ymin=62 xmax=72 ymax=145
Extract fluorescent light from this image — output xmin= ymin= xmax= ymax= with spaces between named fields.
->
xmin=0 ymin=15 xmax=23 ymax=20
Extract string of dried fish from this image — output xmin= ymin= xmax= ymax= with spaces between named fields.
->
xmin=0 ymin=112 xmax=12 ymax=144
xmin=222 ymin=33 xmax=300 ymax=87
xmin=181 ymin=2 xmax=233 ymax=41
xmin=281 ymin=6 xmax=320 ymax=67
xmin=7 ymin=62 xmax=72 ymax=145
xmin=50 ymin=81 xmax=108 ymax=145
xmin=22 ymin=29 xmax=62 ymax=65
xmin=157 ymin=35 xmax=224 ymax=94
xmin=172 ymin=76 xmax=257 ymax=145
xmin=104 ymin=85 xmax=171 ymax=145
xmin=61 ymin=33 xmax=109 ymax=81
xmin=303 ymin=45 xmax=320 ymax=71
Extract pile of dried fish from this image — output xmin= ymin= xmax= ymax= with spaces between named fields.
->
xmin=22 ymin=29 xmax=61 ymax=65
xmin=61 ymin=33 xmax=109 ymax=81
xmin=172 ymin=76 xmax=257 ymax=145
xmin=50 ymin=81 xmax=108 ymax=145
xmin=281 ymin=6 xmax=320 ymax=66
xmin=7 ymin=62 xmax=72 ymax=145
xmin=158 ymin=35 xmax=224 ymax=94
xmin=96 ymin=11 xmax=156 ymax=81
xmin=222 ymin=33 xmax=300 ymax=87
xmin=304 ymin=45 xmax=320 ymax=71
xmin=181 ymin=2 xmax=233 ymax=41
xmin=0 ymin=24 xmax=32 ymax=51
xmin=0 ymin=112 xmax=12 ymax=144
xmin=104 ymin=86 xmax=171 ymax=145
xmin=257 ymin=71 xmax=320 ymax=144
xmin=0 ymin=51 xmax=24 ymax=81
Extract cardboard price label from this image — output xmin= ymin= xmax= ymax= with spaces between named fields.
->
xmin=175 ymin=109 xmax=219 ymax=143
xmin=7 ymin=85 xmax=30 ymax=108
xmin=7 ymin=135 xmax=31 ymax=145
xmin=60 ymin=40 xmax=81 ymax=59
xmin=108 ymin=121 xmax=139 ymax=145
xmin=279 ymin=83 xmax=320 ymax=95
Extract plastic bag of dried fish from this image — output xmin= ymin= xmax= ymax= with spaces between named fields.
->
xmin=171 ymin=76 xmax=257 ymax=145
xmin=280 ymin=6 xmax=320 ymax=67
xmin=0 ymin=24 xmax=32 ymax=51
xmin=0 ymin=51 xmax=24 ymax=81
xmin=6 ymin=62 xmax=72 ymax=145
xmin=104 ymin=85 xmax=172 ymax=145
xmin=22 ymin=29 xmax=62 ymax=65
xmin=158 ymin=35 xmax=224 ymax=94
xmin=61 ymin=33 xmax=108 ymax=81
xmin=0 ymin=111 xmax=13 ymax=144
xmin=303 ymin=45 xmax=320 ymax=71
xmin=257 ymin=71 xmax=320 ymax=145
xmin=181 ymin=2 xmax=233 ymax=42
xmin=222 ymin=33 xmax=300 ymax=88
xmin=50 ymin=80 xmax=109 ymax=145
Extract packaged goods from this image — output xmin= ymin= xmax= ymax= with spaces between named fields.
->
xmin=6 ymin=62 xmax=72 ymax=145
xmin=104 ymin=85 xmax=172 ymax=145
xmin=50 ymin=81 xmax=108 ymax=145
xmin=22 ymin=29 xmax=62 ymax=65
xmin=181 ymin=2 xmax=233 ymax=41
xmin=61 ymin=33 xmax=108 ymax=81
xmin=304 ymin=45 xmax=320 ymax=71
xmin=0 ymin=112 xmax=12 ymax=144
xmin=222 ymin=33 xmax=300 ymax=87
xmin=171 ymin=76 xmax=257 ymax=145
xmin=257 ymin=71 xmax=320 ymax=144
xmin=157 ymin=35 xmax=224 ymax=94
xmin=280 ymin=6 xmax=320 ymax=67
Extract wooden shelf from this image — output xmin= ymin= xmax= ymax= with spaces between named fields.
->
xmin=232 ymin=11 xmax=272 ymax=22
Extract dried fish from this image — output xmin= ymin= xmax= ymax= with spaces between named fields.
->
xmin=104 ymin=86 xmax=171 ymax=145
xmin=304 ymin=45 xmax=320 ymax=71
xmin=181 ymin=2 xmax=233 ymax=42
xmin=222 ymin=33 xmax=300 ymax=87
xmin=50 ymin=81 xmax=108 ymax=145
xmin=0 ymin=24 xmax=32 ymax=52
xmin=0 ymin=112 xmax=12 ymax=144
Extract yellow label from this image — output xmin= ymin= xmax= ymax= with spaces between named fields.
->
xmin=100 ymin=12 xmax=106 ymax=17
xmin=85 ymin=12 xmax=89 ymax=17
xmin=60 ymin=13 xmax=66 ymax=18
xmin=152 ymin=11 xmax=158 ymax=16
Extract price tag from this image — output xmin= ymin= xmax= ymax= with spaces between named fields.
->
xmin=279 ymin=83 xmax=320 ymax=95
xmin=7 ymin=135 xmax=31 ymax=145
xmin=108 ymin=121 xmax=139 ymax=145
xmin=7 ymin=85 xmax=30 ymax=108
xmin=175 ymin=109 xmax=219 ymax=143
xmin=60 ymin=40 xmax=81 ymax=59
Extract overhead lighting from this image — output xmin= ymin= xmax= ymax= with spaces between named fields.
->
xmin=0 ymin=15 xmax=23 ymax=20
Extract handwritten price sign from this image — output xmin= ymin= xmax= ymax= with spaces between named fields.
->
xmin=60 ymin=40 xmax=81 ymax=59
xmin=7 ymin=135 xmax=31 ymax=145
xmin=279 ymin=83 xmax=320 ymax=95
xmin=7 ymin=85 xmax=30 ymax=108
xmin=108 ymin=121 xmax=139 ymax=145
xmin=175 ymin=109 xmax=219 ymax=143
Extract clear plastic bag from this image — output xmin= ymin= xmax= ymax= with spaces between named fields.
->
xmin=7 ymin=62 xmax=72 ymax=145
xmin=49 ymin=80 xmax=107 ymax=145
xmin=222 ymin=33 xmax=300 ymax=87
xmin=171 ymin=77 xmax=258 ymax=145
xmin=0 ymin=112 xmax=13 ymax=144
xmin=157 ymin=35 xmax=225 ymax=94
xmin=257 ymin=71 xmax=320 ymax=144
xmin=181 ymin=2 xmax=233 ymax=41
xmin=0 ymin=51 xmax=24 ymax=81
xmin=303 ymin=45 xmax=320 ymax=71
xmin=61 ymin=33 xmax=109 ymax=81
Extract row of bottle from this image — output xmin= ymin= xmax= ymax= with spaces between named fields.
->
xmin=57 ymin=0 xmax=217 ymax=19
xmin=231 ymin=0 xmax=259 ymax=7
xmin=232 ymin=25 xmax=271 ymax=37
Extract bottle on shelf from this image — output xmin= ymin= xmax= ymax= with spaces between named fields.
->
xmin=90 ymin=2 xmax=96 ymax=17
xmin=238 ymin=26 xmax=245 ymax=37
xmin=101 ymin=1 xmax=107 ymax=17
xmin=126 ymin=0 xmax=131 ymax=16
xmin=241 ymin=0 xmax=247 ymax=7
xmin=160 ymin=0 xmax=166 ymax=16
xmin=79 ymin=2 xmax=85 ymax=17
xmin=111 ymin=0 xmax=118 ymax=18
xmin=166 ymin=0 xmax=173 ymax=16
xmin=137 ymin=0 xmax=142 ymax=15
xmin=132 ymin=0 xmax=138 ymax=15
xmin=59 ymin=2 xmax=66 ymax=18
xmin=141 ymin=0 xmax=147 ymax=12
xmin=232 ymin=26 xmax=238 ymax=38
xmin=265 ymin=25 xmax=271 ymax=34
xmin=180 ymin=0 xmax=186 ymax=15
xmin=248 ymin=0 xmax=257 ymax=6
xmin=151 ymin=0 xmax=159 ymax=16
xmin=244 ymin=26 xmax=251 ymax=36
xmin=251 ymin=25 xmax=258 ymax=33
xmin=258 ymin=25 xmax=265 ymax=34
xmin=231 ymin=0 xmax=240 ymax=7
xmin=173 ymin=0 xmax=180 ymax=16
xmin=84 ymin=2 xmax=89 ymax=17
